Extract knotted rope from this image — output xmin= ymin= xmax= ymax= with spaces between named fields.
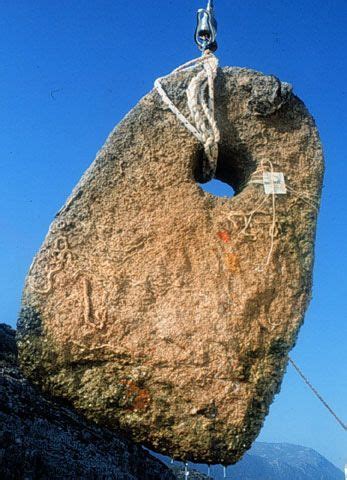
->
xmin=155 ymin=53 xmax=220 ymax=179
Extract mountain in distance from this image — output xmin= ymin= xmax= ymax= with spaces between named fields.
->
xmin=154 ymin=442 xmax=344 ymax=480
xmin=222 ymin=442 xmax=344 ymax=480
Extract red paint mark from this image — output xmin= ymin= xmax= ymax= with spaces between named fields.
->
xmin=217 ymin=230 xmax=231 ymax=243
xmin=121 ymin=380 xmax=150 ymax=411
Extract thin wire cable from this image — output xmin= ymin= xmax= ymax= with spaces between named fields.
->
xmin=289 ymin=357 xmax=346 ymax=431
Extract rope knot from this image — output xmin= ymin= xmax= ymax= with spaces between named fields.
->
xmin=154 ymin=54 xmax=220 ymax=180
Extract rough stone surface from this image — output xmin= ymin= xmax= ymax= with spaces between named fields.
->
xmin=0 ymin=324 xmax=175 ymax=480
xmin=18 ymin=66 xmax=324 ymax=465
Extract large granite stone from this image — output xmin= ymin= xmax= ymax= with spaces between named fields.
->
xmin=17 ymin=65 xmax=324 ymax=464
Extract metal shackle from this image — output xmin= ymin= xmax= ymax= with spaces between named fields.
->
xmin=195 ymin=0 xmax=218 ymax=52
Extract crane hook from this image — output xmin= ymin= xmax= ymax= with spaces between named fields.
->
xmin=194 ymin=0 xmax=218 ymax=53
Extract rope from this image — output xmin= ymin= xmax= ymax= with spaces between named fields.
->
xmin=261 ymin=159 xmax=277 ymax=268
xmin=247 ymin=160 xmax=320 ymax=270
xmin=155 ymin=52 xmax=220 ymax=179
xmin=286 ymin=184 xmax=319 ymax=211
xmin=237 ymin=158 xmax=278 ymax=270
xmin=289 ymin=357 xmax=346 ymax=431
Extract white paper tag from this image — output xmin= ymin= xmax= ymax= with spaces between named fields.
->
xmin=263 ymin=172 xmax=287 ymax=195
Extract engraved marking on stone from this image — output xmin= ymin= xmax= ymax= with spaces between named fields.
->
xmin=286 ymin=183 xmax=319 ymax=211
xmin=123 ymin=238 xmax=146 ymax=261
xmin=70 ymin=339 xmax=126 ymax=357
xmin=29 ymin=236 xmax=73 ymax=295
xmin=227 ymin=196 xmax=270 ymax=241
xmin=258 ymin=309 xmax=283 ymax=332
xmin=82 ymin=277 xmax=108 ymax=331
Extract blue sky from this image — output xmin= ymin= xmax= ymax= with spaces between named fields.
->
xmin=0 ymin=0 xmax=346 ymax=470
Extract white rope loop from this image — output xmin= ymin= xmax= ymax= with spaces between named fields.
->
xmin=154 ymin=53 xmax=220 ymax=179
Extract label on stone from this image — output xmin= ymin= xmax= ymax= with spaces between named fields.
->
xmin=263 ymin=172 xmax=287 ymax=194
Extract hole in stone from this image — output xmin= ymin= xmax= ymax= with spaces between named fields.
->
xmin=193 ymin=146 xmax=257 ymax=198
xmin=199 ymin=179 xmax=235 ymax=197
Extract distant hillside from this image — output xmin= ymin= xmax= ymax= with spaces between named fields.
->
xmin=222 ymin=443 xmax=344 ymax=480
xmin=155 ymin=442 xmax=344 ymax=480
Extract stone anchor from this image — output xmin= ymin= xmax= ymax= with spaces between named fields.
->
xmin=18 ymin=64 xmax=324 ymax=465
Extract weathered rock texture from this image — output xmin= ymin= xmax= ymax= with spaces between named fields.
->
xmin=0 ymin=324 xmax=175 ymax=480
xmin=18 ymin=66 xmax=324 ymax=465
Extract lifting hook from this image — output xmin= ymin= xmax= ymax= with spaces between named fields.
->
xmin=194 ymin=0 xmax=218 ymax=53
